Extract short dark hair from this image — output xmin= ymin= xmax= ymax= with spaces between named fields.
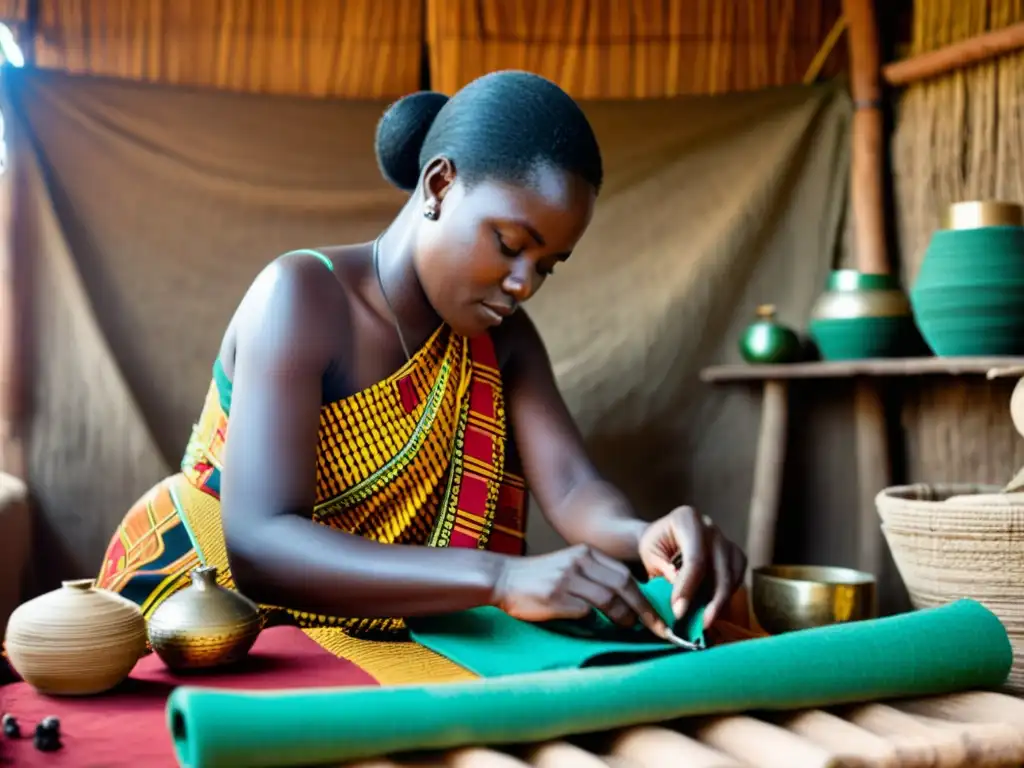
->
xmin=374 ymin=70 xmax=603 ymax=194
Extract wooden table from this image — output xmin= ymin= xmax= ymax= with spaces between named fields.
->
xmin=700 ymin=357 xmax=1024 ymax=596
xmin=5 ymin=634 xmax=1023 ymax=767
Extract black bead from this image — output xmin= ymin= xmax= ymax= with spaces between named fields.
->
xmin=33 ymin=734 xmax=61 ymax=752
xmin=33 ymin=719 xmax=61 ymax=752
xmin=1 ymin=714 xmax=19 ymax=739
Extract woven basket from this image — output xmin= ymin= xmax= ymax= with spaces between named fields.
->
xmin=876 ymin=483 xmax=1024 ymax=693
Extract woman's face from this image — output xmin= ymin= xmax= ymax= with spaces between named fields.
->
xmin=413 ymin=159 xmax=595 ymax=338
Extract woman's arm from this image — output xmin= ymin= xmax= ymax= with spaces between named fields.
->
xmin=500 ymin=312 xmax=747 ymax=623
xmin=500 ymin=312 xmax=648 ymax=562
xmin=218 ymin=257 xmax=672 ymax=636
xmin=220 ymin=255 xmax=506 ymax=618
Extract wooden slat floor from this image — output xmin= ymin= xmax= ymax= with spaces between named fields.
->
xmin=348 ymin=691 xmax=1024 ymax=768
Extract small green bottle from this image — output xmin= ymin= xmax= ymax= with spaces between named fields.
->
xmin=738 ymin=304 xmax=803 ymax=364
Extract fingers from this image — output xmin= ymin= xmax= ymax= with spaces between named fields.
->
xmin=669 ymin=507 xmax=707 ymax=619
xmin=701 ymin=533 xmax=748 ymax=629
xmin=643 ymin=552 xmax=677 ymax=583
xmin=551 ymin=593 xmax=593 ymax=621
xmin=565 ymin=576 xmax=636 ymax=627
xmin=584 ymin=550 xmax=671 ymax=639
xmin=702 ymin=527 xmax=734 ymax=628
xmin=564 ymin=549 xmax=670 ymax=639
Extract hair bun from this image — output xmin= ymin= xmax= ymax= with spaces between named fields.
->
xmin=375 ymin=91 xmax=450 ymax=192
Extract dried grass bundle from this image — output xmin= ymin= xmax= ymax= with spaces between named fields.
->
xmin=893 ymin=0 xmax=1024 ymax=284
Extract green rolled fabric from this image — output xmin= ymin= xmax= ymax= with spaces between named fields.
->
xmin=407 ymin=577 xmax=706 ymax=676
xmin=168 ymin=600 xmax=1011 ymax=768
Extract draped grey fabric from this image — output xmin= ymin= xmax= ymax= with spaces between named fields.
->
xmin=4 ymin=69 xmax=849 ymax=587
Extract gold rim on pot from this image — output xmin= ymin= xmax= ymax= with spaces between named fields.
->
xmin=942 ymin=200 xmax=1024 ymax=230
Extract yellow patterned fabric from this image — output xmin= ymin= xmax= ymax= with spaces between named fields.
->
xmin=98 ymin=325 xmax=528 ymax=684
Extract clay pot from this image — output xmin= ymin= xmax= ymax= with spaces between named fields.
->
xmin=738 ymin=304 xmax=803 ymax=364
xmin=808 ymin=270 xmax=918 ymax=360
xmin=3 ymin=579 xmax=147 ymax=695
xmin=147 ymin=566 xmax=262 ymax=671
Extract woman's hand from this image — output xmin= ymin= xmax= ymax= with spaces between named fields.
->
xmin=492 ymin=545 xmax=672 ymax=640
xmin=638 ymin=506 xmax=747 ymax=627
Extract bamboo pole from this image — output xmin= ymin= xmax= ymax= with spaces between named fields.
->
xmin=883 ymin=21 xmax=1024 ymax=87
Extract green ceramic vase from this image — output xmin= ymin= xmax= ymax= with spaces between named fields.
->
xmin=738 ymin=305 xmax=803 ymax=364
xmin=910 ymin=226 xmax=1024 ymax=356
xmin=808 ymin=270 xmax=918 ymax=361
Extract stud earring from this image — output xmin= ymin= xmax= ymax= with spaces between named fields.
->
xmin=424 ymin=202 xmax=439 ymax=221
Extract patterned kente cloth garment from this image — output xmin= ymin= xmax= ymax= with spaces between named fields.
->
xmin=96 ymin=324 xmax=528 ymax=683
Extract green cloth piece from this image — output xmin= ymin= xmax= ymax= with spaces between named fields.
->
xmin=167 ymin=599 xmax=1012 ymax=768
xmin=406 ymin=576 xmax=705 ymax=677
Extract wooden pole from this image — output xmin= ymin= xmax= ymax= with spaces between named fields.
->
xmin=738 ymin=4 xmax=890 ymax=580
xmin=842 ymin=0 xmax=895 ymax=604
xmin=883 ymin=21 xmax=1024 ymax=87
xmin=843 ymin=0 xmax=889 ymax=276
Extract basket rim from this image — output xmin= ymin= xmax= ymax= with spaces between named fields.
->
xmin=875 ymin=483 xmax=1024 ymax=518
xmin=877 ymin=483 xmax=1005 ymax=502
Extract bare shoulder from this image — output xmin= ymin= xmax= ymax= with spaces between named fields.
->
xmin=226 ymin=250 xmax=352 ymax=374
xmin=490 ymin=309 xmax=551 ymax=375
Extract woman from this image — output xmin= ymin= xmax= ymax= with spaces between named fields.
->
xmin=97 ymin=71 xmax=747 ymax=683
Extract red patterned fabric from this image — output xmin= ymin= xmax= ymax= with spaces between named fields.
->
xmin=0 ymin=627 xmax=376 ymax=767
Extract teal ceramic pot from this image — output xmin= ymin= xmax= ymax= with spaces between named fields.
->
xmin=809 ymin=270 xmax=918 ymax=361
xmin=910 ymin=227 xmax=1024 ymax=356
xmin=808 ymin=316 xmax=919 ymax=361
xmin=738 ymin=305 xmax=802 ymax=364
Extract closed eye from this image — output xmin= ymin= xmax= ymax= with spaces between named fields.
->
xmin=493 ymin=229 xmax=522 ymax=258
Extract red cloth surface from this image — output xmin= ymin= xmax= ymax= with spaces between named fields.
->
xmin=0 ymin=627 xmax=376 ymax=767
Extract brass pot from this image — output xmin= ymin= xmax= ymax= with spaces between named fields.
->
xmin=751 ymin=565 xmax=877 ymax=635
xmin=147 ymin=566 xmax=262 ymax=671
xmin=942 ymin=200 xmax=1024 ymax=231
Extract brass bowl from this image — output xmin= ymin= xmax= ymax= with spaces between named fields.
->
xmin=751 ymin=565 xmax=878 ymax=635
xmin=942 ymin=200 xmax=1023 ymax=230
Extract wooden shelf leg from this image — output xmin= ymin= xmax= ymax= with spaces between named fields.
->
xmin=746 ymin=380 xmax=789 ymax=572
xmin=854 ymin=379 xmax=891 ymax=582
